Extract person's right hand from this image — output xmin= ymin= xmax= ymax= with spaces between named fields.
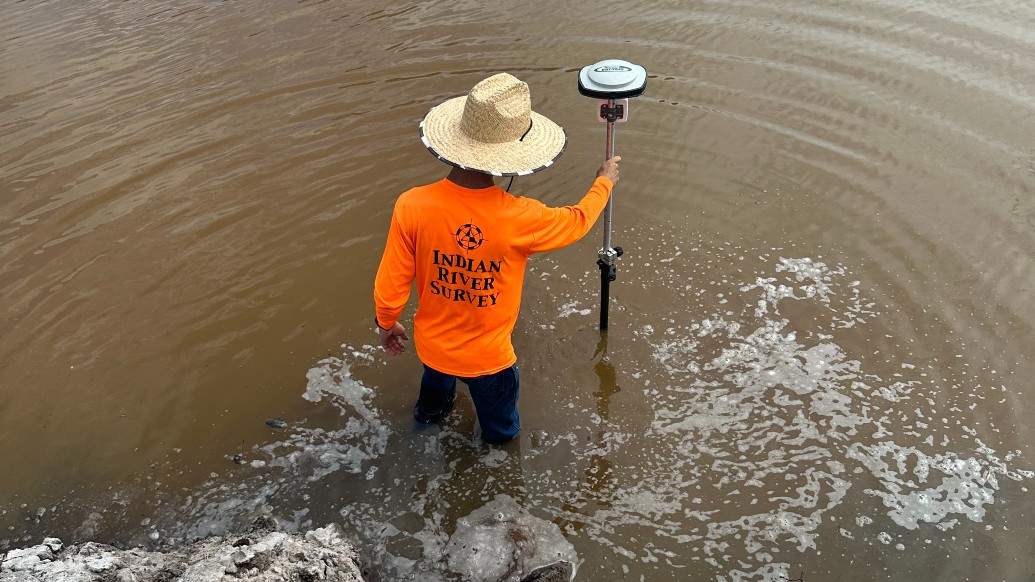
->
xmin=596 ymin=156 xmax=621 ymax=185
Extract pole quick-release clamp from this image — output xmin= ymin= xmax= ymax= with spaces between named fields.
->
xmin=597 ymin=246 xmax=624 ymax=280
xmin=599 ymin=101 xmax=626 ymax=123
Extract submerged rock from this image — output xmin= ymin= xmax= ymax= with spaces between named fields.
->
xmin=0 ymin=524 xmax=363 ymax=582
xmin=445 ymin=495 xmax=577 ymax=582
xmin=519 ymin=561 xmax=575 ymax=582
xmin=264 ymin=419 xmax=288 ymax=430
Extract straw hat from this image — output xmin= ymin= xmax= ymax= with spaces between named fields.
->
xmin=418 ymin=73 xmax=567 ymax=177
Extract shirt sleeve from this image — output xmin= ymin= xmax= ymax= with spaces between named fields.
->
xmin=519 ymin=176 xmax=613 ymax=254
xmin=373 ymin=199 xmax=416 ymax=329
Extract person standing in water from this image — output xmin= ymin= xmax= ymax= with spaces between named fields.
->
xmin=373 ymin=73 xmax=621 ymax=443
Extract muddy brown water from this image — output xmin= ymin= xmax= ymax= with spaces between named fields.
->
xmin=2 ymin=1 xmax=1035 ymax=580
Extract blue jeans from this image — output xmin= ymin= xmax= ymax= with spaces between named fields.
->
xmin=415 ymin=364 xmax=520 ymax=443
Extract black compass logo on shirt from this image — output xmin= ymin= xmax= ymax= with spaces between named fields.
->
xmin=455 ymin=223 xmax=484 ymax=251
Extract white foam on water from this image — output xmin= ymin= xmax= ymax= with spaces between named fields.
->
xmin=848 ymin=439 xmax=1032 ymax=530
xmin=515 ymin=234 xmax=1031 ymax=580
xmin=587 ymin=249 xmax=1030 ymax=576
xmin=152 ymin=345 xmax=390 ymax=543
xmin=259 ymin=347 xmax=389 ymax=480
xmin=558 ymin=300 xmax=592 ymax=318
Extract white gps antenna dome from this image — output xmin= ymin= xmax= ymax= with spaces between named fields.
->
xmin=578 ymin=59 xmax=647 ymax=99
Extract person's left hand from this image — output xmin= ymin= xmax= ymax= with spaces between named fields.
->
xmin=379 ymin=322 xmax=409 ymax=356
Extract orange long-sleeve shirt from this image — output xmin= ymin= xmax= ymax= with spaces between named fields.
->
xmin=373 ymin=176 xmax=613 ymax=377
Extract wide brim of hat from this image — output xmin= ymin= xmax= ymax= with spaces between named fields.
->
xmin=419 ymin=96 xmax=567 ymax=177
